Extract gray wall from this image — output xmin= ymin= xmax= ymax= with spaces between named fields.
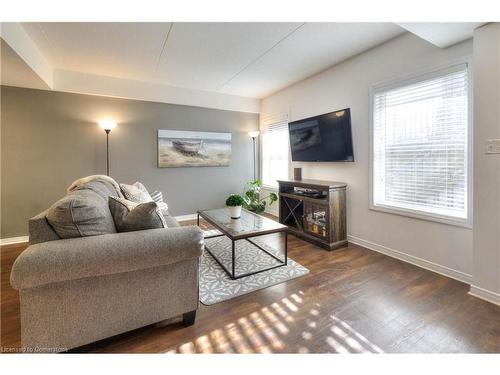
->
xmin=1 ymin=86 xmax=259 ymax=238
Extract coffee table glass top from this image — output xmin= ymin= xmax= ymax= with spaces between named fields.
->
xmin=197 ymin=208 xmax=286 ymax=239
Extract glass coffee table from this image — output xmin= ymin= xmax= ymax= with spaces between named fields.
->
xmin=197 ymin=208 xmax=288 ymax=280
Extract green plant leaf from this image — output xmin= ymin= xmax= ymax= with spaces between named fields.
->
xmin=225 ymin=194 xmax=245 ymax=206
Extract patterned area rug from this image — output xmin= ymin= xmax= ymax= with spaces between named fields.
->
xmin=200 ymin=235 xmax=309 ymax=305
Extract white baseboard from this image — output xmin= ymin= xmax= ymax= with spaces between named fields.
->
xmin=0 ymin=236 xmax=29 ymax=246
xmin=347 ymin=235 xmax=472 ymax=284
xmin=469 ymin=285 xmax=500 ymax=306
xmin=174 ymin=214 xmax=198 ymax=222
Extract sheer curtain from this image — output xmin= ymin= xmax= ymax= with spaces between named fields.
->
xmin=261 ymin=114 xmax=289 ymax=188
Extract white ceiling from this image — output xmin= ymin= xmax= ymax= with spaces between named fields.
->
xmin=3 ymin=22 xmax=483 ymax=102
xmin=398 ymin=22 xmax=486 ymax=48
xmin=20 ymin=22 xmax=405 ymax=98
xmin=0 ymin=39 xmax=49 ymax=90
xmin=222 ymin=23 xmax=406 ymax=97
xmin=22 ymin=22 xmax=172 ymax=82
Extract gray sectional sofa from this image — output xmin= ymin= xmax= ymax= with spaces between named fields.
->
xmin=10 ymin=176 xmax=204 ymax=352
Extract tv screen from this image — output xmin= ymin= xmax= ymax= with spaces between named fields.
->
xmin=288 ymin=108 xmax=354 ymax=162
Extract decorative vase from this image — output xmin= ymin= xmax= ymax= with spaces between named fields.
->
xmin=228 ymin=205 xmax=242 ymax=219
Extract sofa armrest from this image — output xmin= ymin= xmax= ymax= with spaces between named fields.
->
xmin=10 ymin=226 xmax=204 ymax=290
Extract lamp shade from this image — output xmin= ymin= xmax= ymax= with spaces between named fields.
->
xmin=248 ymin=131 xmax=260 ymax=138
xmin=98 ymin=120 xmax=117 ymax=131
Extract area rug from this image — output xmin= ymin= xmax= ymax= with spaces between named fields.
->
xmin=199 ymin=234 xmax=309 ymax=305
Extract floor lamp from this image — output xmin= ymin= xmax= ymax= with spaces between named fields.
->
xmin=98 ymin=120 xmax=117 ymax=176
xmin=248 ymin=131 xmax=260 ymax=181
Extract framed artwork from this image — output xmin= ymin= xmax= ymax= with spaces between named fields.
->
xmin=158 ymin=129 xmax=231 ymax=167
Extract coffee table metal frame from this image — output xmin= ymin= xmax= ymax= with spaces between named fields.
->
xmin=197 ymin=209 xmax=288 ymax=280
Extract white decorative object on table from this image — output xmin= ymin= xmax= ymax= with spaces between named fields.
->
xmin=225 ymin=194 xmax=245 ymax=219
xmin=228 ymin=205 xmax=242 ymax=219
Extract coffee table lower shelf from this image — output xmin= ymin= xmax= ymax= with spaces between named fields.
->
xmin=200 ymin=226 xmax=288 ymax=280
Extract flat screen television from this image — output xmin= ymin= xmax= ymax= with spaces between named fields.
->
xmin=288 ymin=108 xmax=354 ymax=162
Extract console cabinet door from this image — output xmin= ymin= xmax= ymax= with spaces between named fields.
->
xmin=303 ymin=202 xmax=329 ymax=239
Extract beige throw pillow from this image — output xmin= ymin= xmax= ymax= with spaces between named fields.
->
xmin=120 ymin=182 xmax=153 ymax=203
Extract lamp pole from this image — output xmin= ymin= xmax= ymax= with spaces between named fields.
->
xmin=252 ymin=136 xmax=256 ymax=181
xmin=105 ymin=129 xmax=110 ymax=176
xmin=248 ymin=131 xmax=260 ymax=181
xmin=98 ymin=120 xmax=117 ymax=177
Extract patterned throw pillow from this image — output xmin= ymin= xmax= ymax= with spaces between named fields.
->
xmin=108 ymin=196 xmax=167 ymax=232
xmin=120 ymin=182 xmax=153 ymax=203
xmin=150 ymin=190 xmax=163 ymax=203
xmin=150 ymin=190 xmax=169 ymax=211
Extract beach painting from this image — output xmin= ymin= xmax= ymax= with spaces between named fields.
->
xmin=158 ymin=129 xmax=231 ymax=168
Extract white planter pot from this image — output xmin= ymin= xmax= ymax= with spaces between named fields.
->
xmin=228 ymin=205 xmax=242 ymax=219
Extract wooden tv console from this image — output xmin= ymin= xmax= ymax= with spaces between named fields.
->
xmin=277 ymin=179 xmax=347 ymax=250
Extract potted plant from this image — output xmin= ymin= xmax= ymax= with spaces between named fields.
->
xmin=243 ymin=179 xmax=278 ymax=213
xmin=225 ymin=194 xmax=245 ymax=219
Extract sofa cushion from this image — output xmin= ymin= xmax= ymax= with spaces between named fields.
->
xmin=120 ymin=182 xmax=153 ymax=203
xmin=109 ymin=197 xmax=167 ymax=232
xmin=46 ymin=189 xmax=117 ymax=239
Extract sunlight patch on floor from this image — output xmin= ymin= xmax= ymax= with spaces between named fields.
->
xmin=165 ymin=289 xmax=384 ymax=354
xmin=261 ymin=306 xmax=289 ymax=335
xmin=329 ymin=315 xmax=384 ymax=353
xmin=282 ymin=297 xmax=298 ymax=312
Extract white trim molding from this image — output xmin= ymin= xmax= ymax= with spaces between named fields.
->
xmin=0 ymin=23 xmax=260 ymax=114
xmin=174 ymin=214 xmax=198 ymax=222
xmin=0 ymin=23 xmax=53 ymax=88
xmin=0 ymin=236 xmax=29 ymax=246
xmin=53 ymin=70 xmax=260 ymax=114
xmin=469 ymin=285 xmax=500 ymax=306
xmin=348 ymin=234 xmax=472 ymax=284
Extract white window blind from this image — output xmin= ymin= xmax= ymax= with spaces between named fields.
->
xmin=372 ymin=64 xmax=470 ymax=222
xmin=261 ymin=114 xmax=289 ymax=188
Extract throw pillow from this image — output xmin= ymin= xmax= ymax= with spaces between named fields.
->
xmin=120 ymin=182 xmax=153 ymax=203
xmin=150 ymin=190 xmax=169 ymax=212
xmin=150 ymin=190 xmax=163 ymax=203
xmin=108 ymin=196 xmax=167 ymax=232
xmin=46 ymin=189 xmax=117 ymax=238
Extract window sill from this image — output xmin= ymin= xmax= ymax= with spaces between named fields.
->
xmin=369 ymin=204 xmax=472 ymax=229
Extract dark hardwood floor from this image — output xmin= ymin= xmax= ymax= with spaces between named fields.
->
xmin=1 ymin=218 xmax=499 ymax=353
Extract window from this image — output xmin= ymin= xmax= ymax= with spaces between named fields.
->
xmin=261 ymin=114 xmax=289 ymax=188
xmin=371 ymin=63 xmax=470 ymax=225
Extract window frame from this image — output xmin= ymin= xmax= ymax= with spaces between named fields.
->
xmin=369 ymin=59 xmax=473 ymax=228
xmin=259 ymin=113 xmax=291 ymax=190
